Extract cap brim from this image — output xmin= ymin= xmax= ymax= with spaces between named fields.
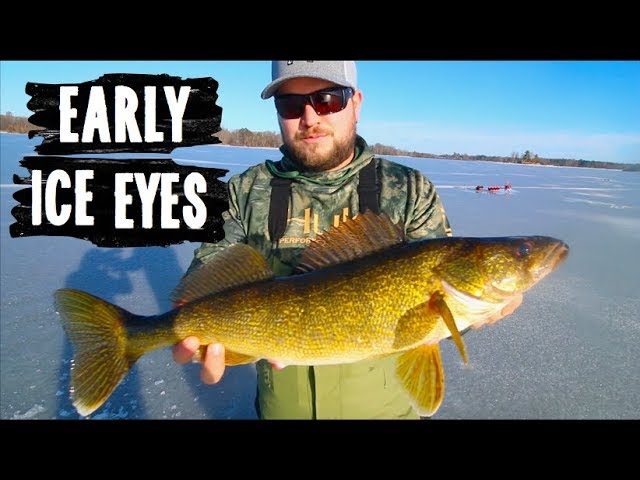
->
xmin=261 ymin=75 xmax=354 ymax=99
xmin=261 ymin=78 xmax=290 ymax=99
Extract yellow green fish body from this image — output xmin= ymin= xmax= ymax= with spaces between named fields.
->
xmin=55 ymin=212 xmax=569 ymax=417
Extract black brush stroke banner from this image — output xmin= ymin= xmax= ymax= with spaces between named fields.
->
xmin=10 ymin=157 xmax=229 ymax=247
xmin=27 ymin=74 xmax=222 ymax=155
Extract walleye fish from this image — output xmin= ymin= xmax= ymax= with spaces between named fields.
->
xmin=54 ymin=211 xmax=569 ymax=417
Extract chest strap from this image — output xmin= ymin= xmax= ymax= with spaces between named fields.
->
xmin=268 ymin=176 xmax=293 ymax=245
xmin=268 ymin=158 xmax=380 ymax=244
xmin=357 ymin=157 xmax=381 ymax=214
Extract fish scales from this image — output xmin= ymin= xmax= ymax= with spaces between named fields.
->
xmin=54 ymin=211 xmax=569 ymax=417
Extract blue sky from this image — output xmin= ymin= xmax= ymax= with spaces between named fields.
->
xmin=1 ymin=60 xmax=638 ymax=163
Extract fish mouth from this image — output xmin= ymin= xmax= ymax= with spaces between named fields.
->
xmin=531 ymin=240 xmax=570 ymax=281
xmin=553 ymin=241 xmax=570 ymax=265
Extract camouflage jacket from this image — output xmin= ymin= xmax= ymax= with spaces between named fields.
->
xmin=187 ymin=135 xmax=452 ymax=419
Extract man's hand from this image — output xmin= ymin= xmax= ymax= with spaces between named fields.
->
xmin=172 ymin=337 xmax=226 ymax=384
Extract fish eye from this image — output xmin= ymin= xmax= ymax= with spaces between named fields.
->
xmin=516 ymin=242 xmax=533 ymax=257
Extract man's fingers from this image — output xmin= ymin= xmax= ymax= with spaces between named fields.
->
xmin=174 ymin=338 xmax=226 ymax=384
xmin=270 ymin=361 xmax=286 ymax=370
xmin=172 ymin=336 xmax=201 ymax=364
xmin=201 ymin=343 xmax=226 ymax=384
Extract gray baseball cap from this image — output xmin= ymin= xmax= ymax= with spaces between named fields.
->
xmin=261 ymin=61 xmax=357 ymax=99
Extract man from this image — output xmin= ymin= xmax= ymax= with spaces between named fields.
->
xmin=172 ymin=61 xmax=453 ymax=419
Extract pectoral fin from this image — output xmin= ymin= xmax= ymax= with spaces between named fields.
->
xmin=394 ymin=292 xmax=469 ymax=364
xmin=395 ymin=344 xmax=445 ymax=417
xmin=393 ymin=301 xmax=441 ymax=350
xmin=429 ymin=291 xmax=468 ymax=364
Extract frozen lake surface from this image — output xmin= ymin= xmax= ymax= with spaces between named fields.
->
xmin=2 ymin=133 xmax=639 ymax=420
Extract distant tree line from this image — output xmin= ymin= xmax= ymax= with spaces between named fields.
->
xmin=2 ymin=113 xmax=638 ymax=172
xmin=218 ymin=129 xmax=640 ymax=172
xmin=0 ymin=112 xmax=40 ymax=133
xmin=216 ymin=127 xmax=280 ymax=148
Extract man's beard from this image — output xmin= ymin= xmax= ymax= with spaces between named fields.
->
xmin=284 ymin=123 xmax=357 ymax=173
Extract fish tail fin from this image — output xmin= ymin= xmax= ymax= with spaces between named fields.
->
xmin=54 ymin=288 xmax=139 ymax=417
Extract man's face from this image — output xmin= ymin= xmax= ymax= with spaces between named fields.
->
xmin=275 ymin=77 xmax=363 ymax=172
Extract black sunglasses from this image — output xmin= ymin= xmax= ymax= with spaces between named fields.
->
xmin=274 ymin=87 xmax=354 ymax=119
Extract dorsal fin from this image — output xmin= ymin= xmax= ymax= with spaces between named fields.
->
xmin=171 ymin=243 xmax=274 ymax=305
xmin=295 ymin=210 xmax=406 ymax=274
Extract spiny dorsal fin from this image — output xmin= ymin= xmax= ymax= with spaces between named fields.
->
xmin=171 ymin=243 xmax=274 ymax=305
xmin=295 ymin=210 xmax=406 ymax=274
